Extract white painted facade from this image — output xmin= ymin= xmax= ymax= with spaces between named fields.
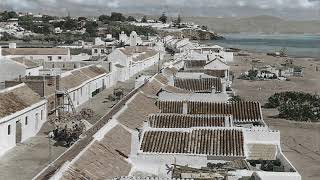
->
xmin=0 ymin=84 xmax=47 ymax=156
xmin=60 ymin=67 xmax=112 ymax=112
xmin=108 ymin=47 xmax=162 ymax=82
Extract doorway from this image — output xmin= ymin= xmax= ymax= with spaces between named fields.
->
xmin=35 ymin=113 xmax=39 ymax=131
xmin=16 ymin=121 xmax=22 ymax=143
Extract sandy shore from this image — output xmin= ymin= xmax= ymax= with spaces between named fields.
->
xmin=230 ymin=52 xmax=320 ymax=180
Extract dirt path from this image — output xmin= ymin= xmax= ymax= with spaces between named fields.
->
xmin=231 ymin=52 xmax=320 ymax=180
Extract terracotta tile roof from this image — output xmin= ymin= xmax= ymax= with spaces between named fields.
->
xmin=247 ymin=144 xmax=277 ymax=160
xmin=60 ymin=65 xmax=107 ymax=90
xmin=117 ymin=92 xmax=159 ymax=129
xmin=2 ymin=48 xmax=69 ymax=56
xmin=187 ymin=101 xmax=262 ymax=123
xmin=119 ymin=46 xmax=158 ymax=62
xmin=0 ymin=84 xmax=43 ymax=119
xmin=162 ymin=85 xmax=190 ymax=93
xmin=183 ymin=69 xmax=226 ymax=78
xmin=61 ymin=125 xmax=132 ymax=179
xmin=174 ymin=78 xmax=222 ymax=92
xmin=140 ymin=129 xmax=244 ymax=157
xmin=148 ymin=114 xmax=227 ymax=128
xmin=156 ymin=101 xmax=263 ymax=124
xmin=156 ymin=101 xmax=184 ymax=114
xmin=154 ymin=74 xmax=169 ymax=84
xmin=140 ymin=79 xmax=163 ymax=96
xmin=184 ymin=60 xmax=206 ymax=69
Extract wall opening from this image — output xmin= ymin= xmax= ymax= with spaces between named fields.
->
xmin=35 ymin=113 xmax=39 ymax=131
xmin=16 ymin=121 xmax=22 ymax=143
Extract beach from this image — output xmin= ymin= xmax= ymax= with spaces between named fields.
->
xmin=231 ymin=51 xmax=320 ymax=180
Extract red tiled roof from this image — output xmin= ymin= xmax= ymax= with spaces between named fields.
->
xmin=174 ymin=78 xmax=222 ymax=92
xmin=155 ymin=101 xmax=263 ymax=124
xmin=148 ymin=114 xmax=227 ymax=128
xmin=155 ymin=101 xmax=184 ymax=114
xmin=183 ymin=69 xmax=226 ymax=78
xmin=184 ymin=60 xmax=206 ymax=69
xmin=140 ymin=129 xmax=244 ymax=157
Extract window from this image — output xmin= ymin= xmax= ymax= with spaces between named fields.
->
xmin=8 ymin=125 xmax=11 ymax=135
xmin=80 ymin=88 xmax=82 ymax=96
xmin=25 ymin=116 xmax=28 ymax=125
xmin=94 ymin=49 xmax=98 ymax=53
xmin=101 ymin=49 xmax=105 ymax=54
xmin=48 ymin=56 xmax=52 ymax=61
xmin=41 ymin=110 xmax=43 ymax=120
xmin=58 ymin=56 xmax=62 ymax=60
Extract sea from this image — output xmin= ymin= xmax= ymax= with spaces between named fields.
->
xmin=202 ymin=34 xmax=320 ymax=58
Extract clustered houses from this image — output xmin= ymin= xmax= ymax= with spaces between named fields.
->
xmin=0 ymin=83 xmax=47 ymax=156
xmin=38 ymin=45 xmax=300 ymax=180
xmin=0 ymin=32 xmax=165 ymax=157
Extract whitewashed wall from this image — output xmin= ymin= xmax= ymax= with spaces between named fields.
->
xmin=0 ymin=101 xmax=47 ymax=156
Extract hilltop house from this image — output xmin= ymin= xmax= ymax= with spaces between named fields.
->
xmin=0 ymin=83 xmax=47 ymax=156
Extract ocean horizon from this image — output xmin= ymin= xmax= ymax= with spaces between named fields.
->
xmin=202 ymin=34 xmax=320 ymax=58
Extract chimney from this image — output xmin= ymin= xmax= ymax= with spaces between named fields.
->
xmin=9 ymin=43 xmax=16 ymax=49
xmin=55 ymin=75 xmax=60 ymax=91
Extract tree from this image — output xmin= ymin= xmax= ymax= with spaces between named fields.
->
xmin=176 ymin=15 xmax=182 ymax=24
xmin=98 ymin=15 xmax=110 ymax=22
xmin=127 ymin=16 xmax=136 ymax=22
xmin=141 ymin=16 xmax=147 ymax=23
xmin=159 ymin=13 xmax=167 ymax=24
xmin=110 ymin=12 xmax=126 ymax=22
xmin=201 ymin=25 xmax=208 ymax=31
xmin=63 ymin=18 xmax=78 ymax=30
xmin=78 ymin=17 xmax=87 ymax=21
xmin=84 ymin=21 xmax=98 ymax=37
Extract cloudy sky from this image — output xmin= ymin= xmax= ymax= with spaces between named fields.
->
xmin=1 ymin=0 xmax=320 ymax=20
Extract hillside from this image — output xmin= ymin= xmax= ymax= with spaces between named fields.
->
xmin=184 ymin=15 xmax=320 ymax=34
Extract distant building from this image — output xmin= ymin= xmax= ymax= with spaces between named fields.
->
xmin=0 ymin=43 xmax=71 ymax=61
xmin=0 ymin=83 xmax=47 ymax=156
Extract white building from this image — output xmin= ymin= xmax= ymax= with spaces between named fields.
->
xmin=0 ymin=56 xmax=43 ymax=89
xmin=0 ymin=83 xmax=47 ymax=156
xmin=0 ymin=44 xmax=71 ymax=61
xmin=58 ymin=65 xmax=111 ymax=111
xmin=108 ymin=46 xmax=162 ymax=82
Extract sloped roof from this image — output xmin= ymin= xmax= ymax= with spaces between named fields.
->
xmin=247 ymin=144 xmax=277 ymax=160
xmin=11 ymin=57 xmax=40 ymax=69
xmin=0 ymin=84 xmax=43 ymax=119
xmin=148 ymin=114 xmax=228 ymax=128
xmin=156 ymin=101 xmax=263 ymax=124
xmin=117 ymin=92 xmax=159 ymax=129
xmin=184 ymin=60 xmax=206 ymax=69
xmin=140 ymin=129 xmax=244 ymax=157
xmin=61 ymin=125 xmax=132 ymax=179
xmin=60 ymin=65 xmax=107 ymax=90
xmin=2 ymin=48 xmax=69 ymax=56
xmin=174 ymin=78 xmax=222 ymax=92
xmin=183 ymin=69 xmax=226 ymax=78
